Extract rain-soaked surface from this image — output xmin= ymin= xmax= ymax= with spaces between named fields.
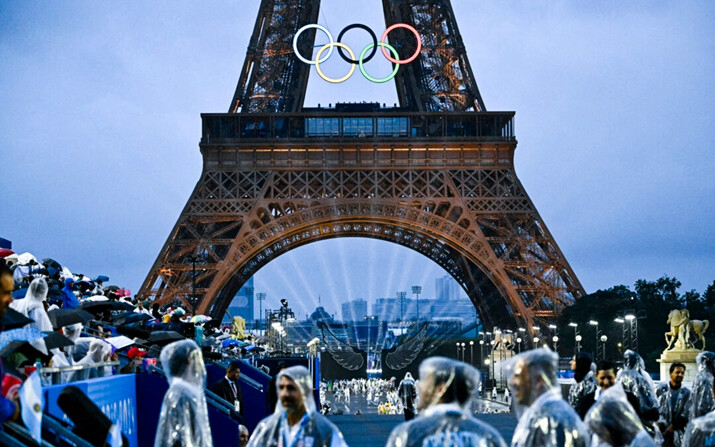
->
xmin=323 ymin=386 xmax=516 ymax=447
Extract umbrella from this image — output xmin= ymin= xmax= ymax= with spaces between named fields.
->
xmin=116 ymin=323 xmax=151 ymax=340
xmin=94 ymin=275 xmax=110 ymax=283
xmin=42 ymin=258 xmax=62 ymax=271
xmin=75 ymin=280 xmax=95 ymax=294
xmin=113 ymin=312 xmax=153 ymax=326
xmin=47 ymin=308 xmax=94 ymax=329
xmin=147 ymin=331 xmax=185 ymax=345
xmin=0 ymin=248 xmax=15 ymax=258
xmin=0 ymin=327 xmax=46 ymax=353
xmin=41 ymin=331 xmax=74 ymax=350
xmin=0 ymin=340 xmax=49 ymax=361
xmin=0 ymin=308 xmax=34 ymax=330
xmin=16 ymin=252 xmax=38 ymax=266
xmin=85 ymin=295 xmax=109 ymax=302
xmin=12 ymin=288 xmax=28 ymax=299
xmin=221 ymin=339 xmax=244 ymax=348
xmin=190 ymin=315 xmax=212 ymax=324
xmin=116 ymin=288 xmax=131 ymax=297
xmin=245 ymin=345 xmax=265 ymax=352
xmin=104 ymin=285 xmax=119 ymax=292
xmin=105 ymin=335 xmax=134 ymax=350
xmin=79 ymin=300 xmax=133 ymax=314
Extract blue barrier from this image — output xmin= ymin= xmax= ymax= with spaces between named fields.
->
xmin=43 ymin=373 xmax=242 ymax=447
xmin=206 ymin=361 xmax=269 ymax=432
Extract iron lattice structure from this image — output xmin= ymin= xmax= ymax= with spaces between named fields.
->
xmin=139 ymin=0 xmax=584 ymax=335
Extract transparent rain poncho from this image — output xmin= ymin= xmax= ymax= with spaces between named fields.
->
xmin=683 ymin=411 xmax=715 ymax=446
xmin=584 ymin=383 xmax=655 ymax=447
xmin=385 ymin=357 xmax=507 ymax=447
xmin=507 ymin=348 xmax=589 ymax=447
xmin=397 ymin=372 xmax=417 ymax=411
xmin=247 ymin=365 xmax=348 ymax=447
xmin=154 ymin=339 xmax=212 ymax=447
xmin=568 ymin=353 xmax=597 ymax=412
xmin=616 ymin=351 xmax=662 ymax=443
xmin=10 ymin=277 xmax=53 ymax=332
xmin=690 ymin=351 xmax=715 ymax=420
xmin=68 ymin=338 xmax=111 ymax=381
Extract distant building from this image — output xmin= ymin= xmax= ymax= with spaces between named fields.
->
xmin=341 ymin=298 xmax=368 ymax=322
xmin=428 ymin=297 xmax=477 ymax=325
xmin=372 ymin=297 xmax=417 ymax=322
xmin=435 ymin=275 xmax=462 ymax=301
xmin=224 ymin=277 xmax=254 ymax=324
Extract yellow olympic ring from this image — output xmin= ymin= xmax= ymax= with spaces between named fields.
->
xmin=314 ymin=42 xmax=357 ymax=84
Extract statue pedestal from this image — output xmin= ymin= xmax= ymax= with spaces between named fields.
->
xmin=657 ymin=349 xmax=700 ymax=382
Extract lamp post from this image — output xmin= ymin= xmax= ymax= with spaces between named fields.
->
xmin=461 ymin=342 xmax=466 ymax=362
xmin=456 ymin=342 xmax=460 ymax=360
xmin=411 ymin=286 xmax=422 ymax=321
xmin=516 ymin=337 xmax=522 ymax=353
xmin=256 ymin=292 xmax=266 ymax=335
xmin=469 ymin=341 xmax=474 ymax=366
xmin=575 ymin=335 xmax=582 ymax=354
xmin=397 ymin=291 xmax=407 ymax=322
xmin=625 ymin=314 xmax=637 ymax=352
xmin=614 ymin=317 xmax=626 ymax=350
xmin=600 ymin=335 xmax=608 ymax=359
xmin=589 ymin=320 xmax=600 ymax=361
xmin=552 ymin=335 xmax=559 ymax=353
xmin=568 ymin=322 xmax=579 ymax=355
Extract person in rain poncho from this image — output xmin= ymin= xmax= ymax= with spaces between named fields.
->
xmin=9 ymin=277 xmax=53 ymax=332
xmin=683 ymin=357 xmax=715 ymax=446
xmin=61 ymin=277 xmax=80 ymax=309
xmin=247 ymin=365 xmax=348 ymax=447
xmin=690 ymin=351 xmax=715 ymax=420
xmin=68 ymin=338 xmax=111 ymax=382
xmin=584 ymin=382 xmax=655 ymax=447
xmin=616 ymin=350 xmax=662 ymax=443
xmin=154 ymin=339 xmax=212 ymax=447
xmin=385 ymin=357 xmax=507 ymax=447
xmin=568 ymin=352 xmax=597 ymax=413
xmin=508 ymin=347 xmax=589 ymax=447
xmin=655 ymin=362 xmax=691 ymax=447
xmin=397 ymin=372 xmax=417 ymax=421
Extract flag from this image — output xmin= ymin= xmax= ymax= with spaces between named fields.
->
xmin=20 ymin=370 xmax=44 ymax=444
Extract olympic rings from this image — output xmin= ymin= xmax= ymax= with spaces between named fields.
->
xmin=315 ymin=42 xmax=357 ymax=84
xmin=381 ymin=23 xmax=422 ymax=64
xmin=337 ymin=24 xmax=377 ymax=64
xmin=293 ymin=24 xmax=334 ymax=65
xmin=359 ymin=42 xmax=400 ymax=83
xmin=293 ymin=22 xmax=422 ymax=83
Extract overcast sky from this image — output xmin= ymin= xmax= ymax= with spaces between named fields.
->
xmin=1 ymin=1 xmax=713 ymax=318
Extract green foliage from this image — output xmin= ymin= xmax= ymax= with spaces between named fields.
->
xmin=556 ymin=276 xmax=715 ymax=372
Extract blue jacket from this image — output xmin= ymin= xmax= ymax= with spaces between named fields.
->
xmin=0 ymin=325 xmax=17 ymax=425
xmin=62 ymin=278 xmax=80 ymax=309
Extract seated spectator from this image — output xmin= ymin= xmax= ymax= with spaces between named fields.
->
xmin=120 ymin=347 xmax=147 ymax=374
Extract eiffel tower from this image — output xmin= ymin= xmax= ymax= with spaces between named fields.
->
xmin=138 ymin=0 xmax=585 ymax=336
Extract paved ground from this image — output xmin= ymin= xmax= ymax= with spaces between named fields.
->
xmin=325 ymin=390 xmax=516 ymax=446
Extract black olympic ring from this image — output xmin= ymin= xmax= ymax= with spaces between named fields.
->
xmin=336 ymin=24 xmax=377 ymax=64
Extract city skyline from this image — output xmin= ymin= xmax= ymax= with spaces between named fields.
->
xmin=1 ymin=1 xmax=712 ymax=317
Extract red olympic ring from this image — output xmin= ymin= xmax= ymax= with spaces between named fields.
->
xmin=380 ymin=23 xmax=422 ymax=65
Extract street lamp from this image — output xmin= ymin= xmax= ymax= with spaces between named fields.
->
xmin=625 ymin=314 xmax=637 ymax=352
xmin=411 ymin=286 xmax=422 ymax=321
xmin=456 ymin=342 xmax=460 ymax=360
xmin=600 ymin=335 xmax=608 ymax=360
xmin=516 ymin=337 xmax=522 ymax=353
xmin=461 ymin=342 xmax=466 ymax=362
xmin=469 ymin=341 xmax=474 ymax=366
xmin=569 ymin=322 xmax=579 ymax=355
xmin=552 ymin=335 xmax=559 ymax=353
xmin=589 ymin=320 xmax=600 ymax=361
xmin=575 ymin=334 xmax=582 ymax=354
